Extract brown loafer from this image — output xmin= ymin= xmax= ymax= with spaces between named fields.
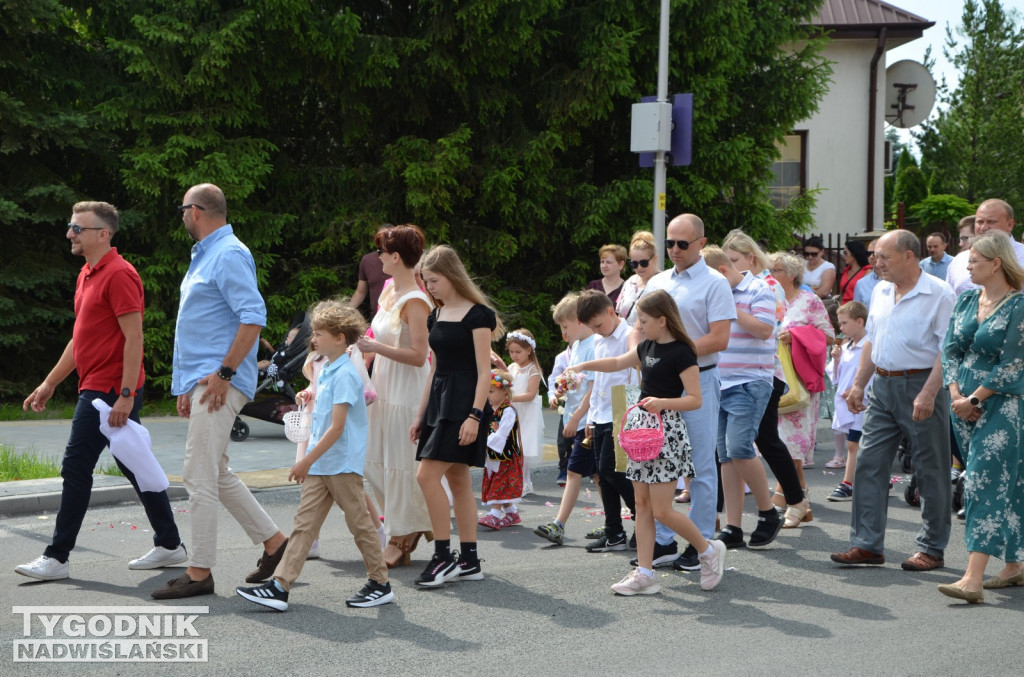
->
xmin=151 ymin=572 xmax=214 ymax=599
xmin=245 ymin=538 xmax=289 ymax=583
xmin=901 ymin=551 xmax=944 ymax=571
xmin=830 ymin=547 xmax=885 ymax=565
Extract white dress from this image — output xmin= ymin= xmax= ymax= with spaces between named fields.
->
xmin=364 ymin=286 xmax=434 ymax=536
xmin=508 ymin=362 xmax=545 ymax=468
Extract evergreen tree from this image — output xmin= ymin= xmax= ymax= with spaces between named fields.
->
xmin=3 ymin=0 xmax=831 ymax=397
xmin=916 ymin=0 xmax=1024 ymax=207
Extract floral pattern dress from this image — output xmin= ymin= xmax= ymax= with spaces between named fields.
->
xmin=942 ymin=290 xmax=1024 ymax=561
xmin=778 ymin=290 xmax=834 ymax=464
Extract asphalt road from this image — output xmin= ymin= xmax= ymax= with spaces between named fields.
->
xmin=1 ymin=459 xmax=1020 ymax=676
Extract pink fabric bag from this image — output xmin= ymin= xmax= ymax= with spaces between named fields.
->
xmin=789 ymin=325 xmax=827 ymax=393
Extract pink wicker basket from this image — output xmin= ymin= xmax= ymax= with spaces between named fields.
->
xmin=618 ymin=404 xmax=664 ymax=462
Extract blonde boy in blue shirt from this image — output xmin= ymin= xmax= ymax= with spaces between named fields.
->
xmin=236 ymin=300 xmax=392 ymax=610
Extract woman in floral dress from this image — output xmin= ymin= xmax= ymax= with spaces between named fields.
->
xmin=768 ymin=252 xmax=834 ymax=526
xmin=939 ymin=233 xmax=1024 ymax=604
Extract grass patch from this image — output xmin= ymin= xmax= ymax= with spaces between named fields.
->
xmin=96 ymin=460 xmax=124 ymax=477
xmin=0 ymin=445 xmax=61 ymax=481
xmin=0 ymin=397 xmax=179 ymax=421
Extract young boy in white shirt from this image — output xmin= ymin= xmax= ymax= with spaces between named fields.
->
xmin=534 ymin=292 xmax=597 ymax=544
xmin=574 ymin=290 xmax=637 ymax=552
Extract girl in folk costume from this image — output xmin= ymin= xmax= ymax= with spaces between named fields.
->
xmin=496 ymin=328 xmax=545 ymax=495
xmin=478 ymin=370 xmax=525 ymax=529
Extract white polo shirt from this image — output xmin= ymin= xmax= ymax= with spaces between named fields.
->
xmin=643 ymin=257 xmax=737 ymax=369
xmin=866 ymin=271 xmax=955 ymax=371
xmin=587 ymin=318 xmax=634 ymax=425
xmin=946 ymin=238 xmax=1024 ymax=297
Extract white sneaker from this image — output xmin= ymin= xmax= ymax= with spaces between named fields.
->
xmin=698 ymin=540 xmax=726 ymax=591
xmin=306 ymin=540 xmax=321 ymax=560
xmin=16 ymin=555 xmax=69 ymax=581
xmin=128 ymin=545 xmax=188 ymax=570
xmin=610 ymin=569 xmax=660 ymax=596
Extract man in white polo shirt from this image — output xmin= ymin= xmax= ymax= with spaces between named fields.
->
xmin=831 ymin=230 xmax=955 ymax=571
xmin=635 ymin=213 xmax=736 ymax=571
xmin=947 ymin=200 xmax=1021 ymax=296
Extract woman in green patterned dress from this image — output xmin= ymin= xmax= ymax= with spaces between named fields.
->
xmin=939 ymin=233 xmax=1024 ymax=604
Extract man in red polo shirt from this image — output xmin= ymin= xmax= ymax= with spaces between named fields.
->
xmin=15 ymin=201 xmax=186 ymax=583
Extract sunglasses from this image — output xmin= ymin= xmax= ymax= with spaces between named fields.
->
xmin=176 ymin=203 xmax=207 ymax=215
xmin=664 ymin=237 xmax=702 ymax=251
xmin=628 ymin=258 xmax=651 ymax=269
xmin=802 ymin=250 xmax=821 ymax=258
xmin=67 ymin=223 xmax=105 ymax=234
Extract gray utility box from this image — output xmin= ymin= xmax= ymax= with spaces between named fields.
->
xmin=630 ymin=101 xmax=673 ymax=153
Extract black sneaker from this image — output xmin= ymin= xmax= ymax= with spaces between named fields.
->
xmin=671 ymin=544 xmax=700 ymax=571
xmin=748 ymin=510 xmax=784 ymax=549
xmin=585 ymin=532 xmax=627 ymax=553
xmin=414 ymin=552 xmax=459 ymax=587
xmin=714 ymin=526 xmax=746 ymax=549
xmin=345 ymin=579 xmax=395 ymax=608
xmin=630 ymin=540 xmax=679 ymax=568
xmin=456 ymin=557 xmax=484 ymax=581
xmin=235 ymin=581 xmax=289 ymax=611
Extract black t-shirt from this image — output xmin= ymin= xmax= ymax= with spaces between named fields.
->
xmin=636 ymin=339 xmax=698 ymax=400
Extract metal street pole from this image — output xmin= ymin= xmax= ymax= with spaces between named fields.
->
xmin=652 ymin=0 xmax=670 ymax=265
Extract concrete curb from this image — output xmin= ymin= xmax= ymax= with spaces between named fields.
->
xmin=0 ymin=481 xmax=190 ymax=518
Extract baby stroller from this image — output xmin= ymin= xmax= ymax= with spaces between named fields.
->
xmin=230 ymin=312 xmax=311 ymax=442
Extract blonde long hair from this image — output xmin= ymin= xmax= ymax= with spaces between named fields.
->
xmin=723 ymin=229 xmax=770 ymax=273
xmin=420 ymin=244 xmax=504 ymax=338
xmin=636 ymin=290 xmax=697 ymax=354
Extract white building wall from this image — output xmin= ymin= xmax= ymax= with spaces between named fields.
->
xmin=797 ymin=40 xmax=890 ymax=240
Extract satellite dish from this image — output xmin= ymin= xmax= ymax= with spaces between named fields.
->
xmin=884 ymin=60 xmax=936 ymax=128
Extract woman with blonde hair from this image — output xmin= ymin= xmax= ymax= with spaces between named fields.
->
xmin=939 ymin=232 xmax=1024 ymax=603
xmin=616 ymin=231 xmax=661 ymax=327
xmin=411 ymin=245 xmax=502 ymax=587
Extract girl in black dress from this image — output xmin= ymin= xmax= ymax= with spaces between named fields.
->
xmin=410 ymin=245 xmax=503 ymax=587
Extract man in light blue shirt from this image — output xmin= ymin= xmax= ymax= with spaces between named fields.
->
xmin=919 ymin=232 xmax=953 ymax=281
xmin=638 ymin=213 xmax=736 ymax=570
xmin=153 ymin=183 xmax=287 ymax=601
xmin=854 ymin=236 xmax=882 ymax=309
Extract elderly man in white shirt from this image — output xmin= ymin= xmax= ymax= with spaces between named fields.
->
xmin=947 ymin=200 xmax=1022 ymax=296
xmin=831 ymin=230 xmax=955 ymax=572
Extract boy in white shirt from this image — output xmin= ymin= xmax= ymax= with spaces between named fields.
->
xmin=535 ymin=293 xmax=596 ymax=544
xmin=573 ymin=290 xmax=637 ymax=552
xmin=827 ymin=301 xmax=870 ymax=502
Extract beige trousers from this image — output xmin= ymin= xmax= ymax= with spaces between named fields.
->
xmin=274 ymin=473 xmax=388 ymax=590
xmin=182 ymin=384 xmax=279 ymax=568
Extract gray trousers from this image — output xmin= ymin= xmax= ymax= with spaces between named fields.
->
xmin=850 ymin=372 xmax=951 ymax=557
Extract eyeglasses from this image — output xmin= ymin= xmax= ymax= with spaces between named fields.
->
xmin=176 ymin=204 xmax=207 ymax=215
xmin=67 ymin=223 xmax=105 ymax=234
xmin=802 ymin=250 xmax=821 ymax=258
xmin=628 ymin=258 xmax=651 ymax=269
xmin=967 ymin=256 xmax=993 ymax=266
xmin=664 ymin=237 xmax=702 ymax=251
xmin=769 ymin=267 xmax=787 ymax=275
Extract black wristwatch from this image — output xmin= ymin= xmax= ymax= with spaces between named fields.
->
xmin=120 ymin=387 xmax=134 ymax=398
xmin=469 ymin=407 xmax=484 ymax=420
xmin=969 ymin=395 xmax=981 ymax=408
xmin=217 ymin=365 xmax=236 ymax=381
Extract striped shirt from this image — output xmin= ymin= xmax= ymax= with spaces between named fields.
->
xmin=719 ymin=272 xmax=778 ymax=389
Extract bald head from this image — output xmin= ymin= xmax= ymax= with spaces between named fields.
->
xmin=975 ymin=199 xmax=1015 ymax=235
xmin=669 ymin=213 xmax=705 ymax=239
xmin=186 ymin=183 xmax=227 ymax=217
